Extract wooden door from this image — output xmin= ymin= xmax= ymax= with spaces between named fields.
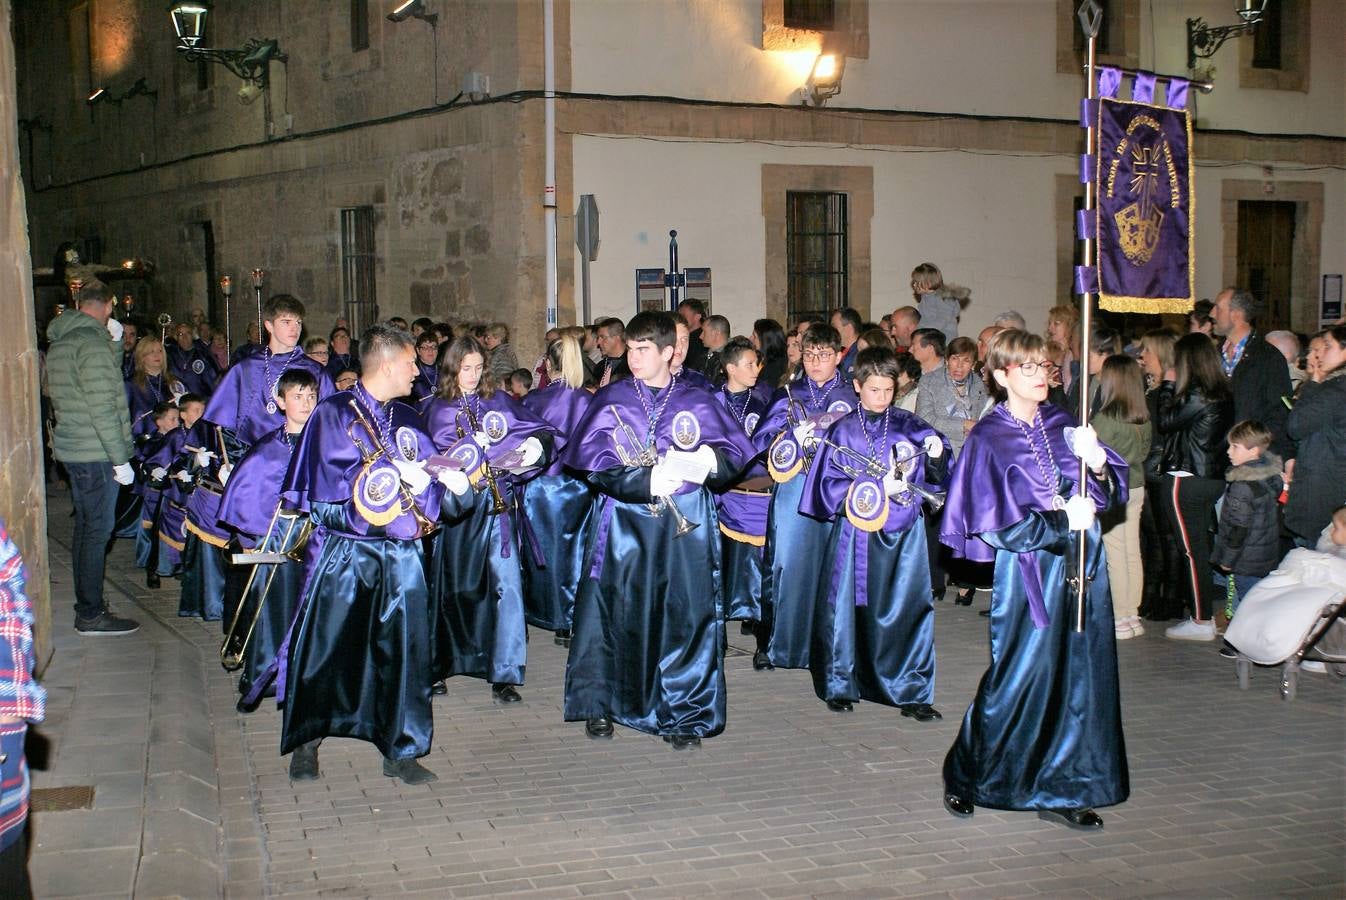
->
xmin=1237 ymin=200 xmax=1296 ymax=332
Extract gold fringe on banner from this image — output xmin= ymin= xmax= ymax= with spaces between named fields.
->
xmin=1099 ymin=295 xmax=1194 ymax=314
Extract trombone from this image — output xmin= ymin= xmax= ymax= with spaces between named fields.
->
xmin=608 ymin=404 xmax=699 ymax=538
xmin=347 ymin=398 xmax=439 ymax=536
xmin=221 ymin=501 xmax=311 ymax=671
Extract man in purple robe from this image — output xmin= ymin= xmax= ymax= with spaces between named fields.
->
xmin=562 ymin=311 xmax=756 ymax=749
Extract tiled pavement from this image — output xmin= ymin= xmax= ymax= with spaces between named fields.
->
xmin=28 ymin=488 xmax=1346 ymax=898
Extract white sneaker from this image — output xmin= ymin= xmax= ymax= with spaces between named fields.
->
xmin=1128 ymin=617 xmax=1145 ymax=638
xmin=1166 ymin=618 xmax=1216 ymax=641
xmin=1115 ymin=620 xmax=1136 ymax=640
xmin=1300 ymin=660 xmax=1327 ymax=674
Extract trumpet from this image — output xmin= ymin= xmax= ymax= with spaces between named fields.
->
xmin=459 ymin=401 xmax=508 ymax=515
xmin=347 ymin=398 xmax=439 ymax=535
xmin=608 ymin=405 xmax=699 ymax=538
xmin=221 ymin=501 xmax=311 ymax=671
xmin=888 ymin=443 xmax=946 ymax=512
xmin=815 ymin=434 xmax=946 ymax=513
xmin=158 ymin=312 xmax=172 ymax=344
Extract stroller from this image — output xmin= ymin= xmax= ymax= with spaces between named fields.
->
xmin=1224 ymin=547 xmax=1346 ymax=701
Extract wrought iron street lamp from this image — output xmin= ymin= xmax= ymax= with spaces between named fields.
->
xmin=1187 ymin=0 xmax=1269 ymax=69
xmin=168 ymin=1 xmax=287 ymax=89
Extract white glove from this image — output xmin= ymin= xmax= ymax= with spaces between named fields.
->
xmin=1068 ymin=425 xmax=1108 ymax=471
xmin=437 ymin=468 xmax=470 ymax=496
xmin=112 ymin=463 xmax=135 ymax=485
xmin=217 ymin=463 xmax=234 ymax=487
xmin=472 ymin=431 xmax=491 ymax=448
xmin=173 ymin=469 xmax=193 ymax=483
xmin=107 ymin=318 xmax=124 ymax=342
xmin=1064 ymin=493 xmax=1095 ymax=531
xmin=517 ymin=436 xmax=543 ymax=467
xmin=791 ymin=420 xmax=817 ymax=448
xmin=649 ymin=461 xmax=683 ymax=498
xmin=193 ymin=449 xmax=216 ymax=468
xmin=883 ymin=469 xmax=908 ymax=499
xmin=150 ymin=466 xmax=168 ymax=481
xmin=393 ymin=458 xmax=431 ymax=494
xmin=690 ymin=444 xmax=718 ymax=477
xmin=922 ymin=434 xmax=945 ymax=460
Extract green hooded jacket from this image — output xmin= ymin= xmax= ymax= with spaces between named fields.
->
xmin=45 ymin=309 xmax=134 ymax=465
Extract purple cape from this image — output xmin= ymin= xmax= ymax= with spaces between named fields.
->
xmin=203 ymin=345 xmax=334 ymax=448
xmin=521 ymin=382 xmax=591 ymax=477
xmin=282 ymin=390 xmax=442 ymax=539
xmin=940 ymin=403 xmax=1129 ymax=563
xmin=562 ymin=376 xmax=757 ymax=476
xmin=800 ymin=408 xmax=950 ymax=535
xmin=218 ymin=426 xmax=296 ymax=544
xmin=421 ymin=391 xmax=557 ymax=473
xmin=712 ymin=385 xmax=773 ymax=537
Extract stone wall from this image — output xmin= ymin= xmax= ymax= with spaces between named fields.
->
xmin=1 ymin=0 xmax=51 ymax=665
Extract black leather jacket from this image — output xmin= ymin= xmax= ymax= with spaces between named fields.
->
xmin=1154 ymin=382 xmax=1233 ymax=479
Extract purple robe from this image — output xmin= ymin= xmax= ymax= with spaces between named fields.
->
xmin=167 ymin=339 xmax=222 ymax=397
xmin=421 ymin=390 xmax=555 ymax=470
xmin=712 ymin=385 xmax=771 ymax=540
xmin=204 ymin=345 xmax=333 ymax=450
xmin=126 ymin=374 xmax=185 ymax=443
xmin=753 ymin=374 xmax=860 ymax=459
xmin=218 ymin=427 xmax=297 ymax=549
xmin=521 ymin=382 xmax=591 ymax=477
xmin=409 ymin=362 xmax=439 ymax=403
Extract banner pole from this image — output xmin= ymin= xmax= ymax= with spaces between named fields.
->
xmin=1073 ymin=5 xmax=1100 ymax=634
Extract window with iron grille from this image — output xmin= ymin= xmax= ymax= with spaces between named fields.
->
xmin=351 ymin=0 xmax=370 ymax=52
xmin=341 ymin=207 xmax=378 ymax=336
xmin=787 ymin=191 xmax=848 ymax=324
xmin=784 ymin=0 xmax=836 ymax=31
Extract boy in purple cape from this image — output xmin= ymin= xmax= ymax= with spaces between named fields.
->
xmin=140 ymin=394 xmax=205 ymax=588
xmin=278 ymin=325 xmax=459 ymax=785
xmin=217 ymin=368 xmax=318 ymax=710
xmin=752 ymin=324 xmax=859 ymax=672
xmin=562 ymin=311 xmax=755 ymax=749
xmin=801 ymin=346 xmax=951 ymax=718
xmin=939 ymin=329 xmax=1129 ymax=831
xmin=712 ymin=337 xmax=773 ymax=625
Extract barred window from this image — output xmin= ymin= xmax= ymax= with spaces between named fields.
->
xmin=786 ymin=191 xmax=848 ymax=324
xmin=340 ymin=207 xmax=379 ymax=336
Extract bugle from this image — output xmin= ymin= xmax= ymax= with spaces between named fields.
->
xmin=608 ymin=404 xmax=698 ymax=538
xmin=347 ymin=398 xmax=439 ymax=536
xmin=459 ymin=402 xmax=508 ymax=515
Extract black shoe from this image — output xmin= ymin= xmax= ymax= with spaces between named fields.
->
xmin=752 ymin=650 xmax=774 ymax=671
xmin=430 ymin=680 xmax=448 ymax=695
xmin=585 ymin=716 xmax=614 ymax=739
xmin=492 ymin=683 xmax=522 ymax=703
xmin=288 ymin=741 xmax=321 ymax=781
xmin=146 ymin=572 xmax=161 ymax=589
xmin=955 ymin=588 xmax=975 ymax=606
xmin=740 ymin=621 xmax=756 ymax=635
xmin=978 ymin=609 xmax=991 ymax=618
xmin=554 ymin=629 xmax=571 ymax=648
xmin=75 ymin=611 xmax=140 ymax=636
xmin=900 ymin=703 xmax=942 ymax=722
xmin=943 ymin=793 xmax=974 ymax=818
xmin=1218 ymin=642 xmax=1238 ymax=660
xmin=1038 ymin=808 xmax=1103 ymax=830
xmin=932 ymin=589 xmax=944 ymax=603
xmin=383 ymin=757 xmax=438 ymax=784
xmin=663 ymin=734 xmax=701 ymax=750
xmin=825 ymin=699 xmax=854 ymax=713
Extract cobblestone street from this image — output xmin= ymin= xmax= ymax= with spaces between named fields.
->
xmin=27 ymin=490 xmax=1346 ymax=898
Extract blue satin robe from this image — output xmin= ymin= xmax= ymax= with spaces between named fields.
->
xmin=217 ymin=427 xmax=303 ymax=702
xmin=561 ymin=376 xmax=757 ymax=737
xmin=800 ymin=409 xmax=950 ymax=706
xmin=422 ymin=392 xmax=556 ymax=685
xmin=940 ymin=403 xmax=1130 ymax=811
xmin=713 ymin=386 xmax=771 ymax=622
xmin=409 ymin=362 xmax=438 ymax=403
xmin=279 ymin=391 xmax=444 ymax=760
xmin=167 ymin=339 xmax=221 ymax=398
xmin=520 ymin=383 xmax=592 ymax=632
xmin=754 ymin=375 xmax=859 ymax=667
xmin=178 ymin=422 xmax=232 ymax=621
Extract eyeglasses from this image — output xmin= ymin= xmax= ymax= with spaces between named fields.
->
xmin=1006 ymin=360 xmax=1059 ymax=376
xmin=802 ymin=350 xmax=836 ymax=362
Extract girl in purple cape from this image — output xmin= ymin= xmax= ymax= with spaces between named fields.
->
xmin=939 ymin=329 xmax=1130 ymax=831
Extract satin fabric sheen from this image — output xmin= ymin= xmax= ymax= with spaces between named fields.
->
xmin=280 ymin=503 xmax=433 ymax=760
xmin=713 ymin=386 xmax=771 ymax=623
xmin=564 ymin=485 xmax=727 ymax=737
xmin=204 ymin=346 xmax=333 ymax=449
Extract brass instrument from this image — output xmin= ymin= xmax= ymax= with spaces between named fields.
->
xmin=458 ymin=400 xmax=508 ymax=515
xmin=812 ymin=432 xmax=946 ymax=513
xmin=347 ymin=398 xmax=439 ymax=535
xmin=158 ymin=312 xmax=173 ymax=344
xmin=221 ymin=502 xmax=310 ymax=671
xmin=608 ymin=404 xmax=699 ymax=538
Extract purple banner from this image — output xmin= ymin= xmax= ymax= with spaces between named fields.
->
xmin=1095 ymin=97 xmax=1195 ymax=313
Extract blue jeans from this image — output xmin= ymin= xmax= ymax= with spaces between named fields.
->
xmin=66 ymin=461 xmax=120 ymax=621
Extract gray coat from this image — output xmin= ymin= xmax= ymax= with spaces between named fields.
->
xmin=915 ymin=364 xmax=989 ymax=458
